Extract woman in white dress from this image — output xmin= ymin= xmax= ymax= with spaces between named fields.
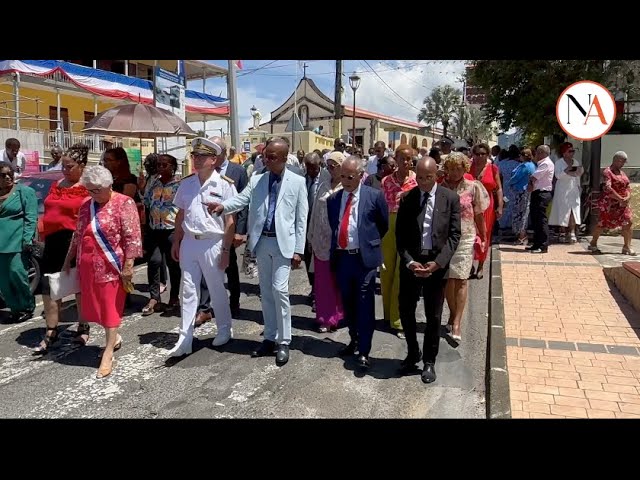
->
xmin=549 ymin=142 xmax=583 ymax=243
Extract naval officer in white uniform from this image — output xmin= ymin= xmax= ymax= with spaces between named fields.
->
xmin=168 ymin=137 xmax=237 ymax=357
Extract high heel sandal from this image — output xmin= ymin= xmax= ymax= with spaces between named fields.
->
xmin=98 ymin=334 xmax=122 ymax=358
xmin=34 ymin=327 xmax=59 ymax=354
xmin=96 ymin=356 xmax=114 ymax=379
xmin=72 ymin=323 xmax=91 ymax=346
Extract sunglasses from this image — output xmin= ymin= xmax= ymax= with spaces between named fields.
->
xmin=568 ymin=149 xmax=576 ymax=153
xmin=0 ymin=172 xmax=13 ymax=178
xmin=340 ymin=174 xmax=358 ymax=180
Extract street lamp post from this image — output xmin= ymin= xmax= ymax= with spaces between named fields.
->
xmin=349 ymin=73 xmax=361 ymax=148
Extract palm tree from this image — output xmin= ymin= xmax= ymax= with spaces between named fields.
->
xmin=451 ymin=104 xmax=497 ymax=145
xmin=417 ymin=85 xmax=462 ymax=138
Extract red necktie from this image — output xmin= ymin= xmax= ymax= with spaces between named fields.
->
xmin=338 ymin=193 xmax=353 ymax=249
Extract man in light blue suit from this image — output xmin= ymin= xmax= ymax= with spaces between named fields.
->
xmin=209 ymin=139 xmax=308 ymax=366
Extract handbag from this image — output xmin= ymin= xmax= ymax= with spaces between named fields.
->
xmin=46 ymin=268 xmax=80 ymax=301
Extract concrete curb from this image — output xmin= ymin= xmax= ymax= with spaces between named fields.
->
xmin=487 ymin=244 xmax=511 ymax=419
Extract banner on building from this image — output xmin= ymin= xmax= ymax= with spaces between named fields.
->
xmin=154 ymin=67 xmax=186 ymax=120
xmin=154 ymin=67 xmax=186 ymax=160
xmin=125 ymin=148 xmax=142 ymax=173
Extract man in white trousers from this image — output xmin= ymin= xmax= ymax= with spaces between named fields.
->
xmin=168 ymin=137 xmax=237 ymax=357
xmin=209 ymin=138 xmax=308 ymax=366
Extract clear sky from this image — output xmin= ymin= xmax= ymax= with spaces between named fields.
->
xmin=186 ymin=60 xmax=467 ymax=140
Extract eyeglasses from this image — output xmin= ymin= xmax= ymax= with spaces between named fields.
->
xmin=87 ymin=187 xmax=103 ymax=194
xmin=568 ymin=149 xmax=576 ymax=153
xmin=340 ymin=174 xmax=358 ymax=180
xmin=0 ymin=172 xmax=13 ymax=178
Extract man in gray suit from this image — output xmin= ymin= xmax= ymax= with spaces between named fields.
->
xmin=209 ymin=139 xmax=308 ymax=366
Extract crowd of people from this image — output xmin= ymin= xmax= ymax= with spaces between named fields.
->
xmin=0 ymin=132 xmax=635 ymax=383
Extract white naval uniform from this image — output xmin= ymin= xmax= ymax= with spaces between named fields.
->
xmin=172 ymin=171 xmax=237 ymax=349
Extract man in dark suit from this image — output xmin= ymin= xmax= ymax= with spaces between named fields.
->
xmin=396 ymin=156 xmax=461 ymax=384
xmin=196 ymin=136 xmax=249 ymax=324
xmin=327 ymin=156 xmax=389 ymax=369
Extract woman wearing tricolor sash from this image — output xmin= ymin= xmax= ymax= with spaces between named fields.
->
xmin=63 ymin=166 xmax=142 ymax=379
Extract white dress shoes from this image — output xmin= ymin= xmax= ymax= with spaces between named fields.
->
xmin=167 ymin=339 xmax=193 ymax=357
xmin=212 ymin=329 xmax=233 ymax=347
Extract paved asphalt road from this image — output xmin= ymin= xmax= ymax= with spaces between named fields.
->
xmin=0 ymin=254 xmax=489 ymax=418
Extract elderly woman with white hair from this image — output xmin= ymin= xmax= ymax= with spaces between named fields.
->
xmin=589 ymin=151 xmax=635 ymax=255
xmin=63 ymin=165 xmax=142 ymax=378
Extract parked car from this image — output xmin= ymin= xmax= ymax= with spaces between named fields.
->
xmin=15 ymin=170 xmax=65 ymax=294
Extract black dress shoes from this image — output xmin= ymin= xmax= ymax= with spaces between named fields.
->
xmin=338 ymin=340 xmax=358 ymax=357
xmin=356 ymin=355 xmax=370 ymax=369
xmin=252 ymin=340 xmax=276 ymax=358
xmin=11 ymin=310 xmax=33 ymax=323
xmin=276 ymin=344 xmax=290 ymax=366
xmin=421 ymin=363 xmax=437 ymax=384
xmin=398 ymin=350 xmax=423 ymax=375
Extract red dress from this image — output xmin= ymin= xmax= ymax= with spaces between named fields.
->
xmin=42 ymin=182 xmax=89 ymax=238
xmin=597 ymin=167 xmax=632 ymax=229
xmin=70 ymin=193 xmax=142 ymax=328
xmin=471 ymin=161 xmax=498 ymax=262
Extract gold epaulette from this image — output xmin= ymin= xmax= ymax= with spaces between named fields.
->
xmin=221 ymin=175 xmax=235 ymax=184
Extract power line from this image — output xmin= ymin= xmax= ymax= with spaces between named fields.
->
xmin=380 ymin=60 xmax=437 ymax=90
xmin=237 ymin=60 xmax=279 ymax=77
xmin=237 ymin=60 xmax=464 ymax=77
xmin=360 ymin=60 xmax=422 ymax=112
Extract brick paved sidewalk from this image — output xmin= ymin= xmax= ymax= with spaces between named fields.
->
xmin=500 ymin=240 xmax=640 ymax=419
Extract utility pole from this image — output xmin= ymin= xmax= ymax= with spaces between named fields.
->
xmin=227 ymin=60 xmax=240 ymax=151
xmin=334 ymin=60 xmax=343 ymax=140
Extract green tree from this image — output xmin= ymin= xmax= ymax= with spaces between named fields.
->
xmin=417 ymin=85 xmax=462 ymax=138
xmin=451 ymin=104 xmax=497 ymax=145
xmin=467 ymin=60 xmax=640 ymax=140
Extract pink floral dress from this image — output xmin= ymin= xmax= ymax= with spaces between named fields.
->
xmin=443 ymin=179 xmax=489 ymax=279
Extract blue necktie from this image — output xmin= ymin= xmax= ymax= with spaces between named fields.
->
xmin=264 ymin=174 xmax=278 ymax=232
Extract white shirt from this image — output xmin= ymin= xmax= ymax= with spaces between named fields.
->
xmin=366 ymin=154 xmax=383 ymax=175
xmin=338 ymin=185 xmax=360 ymax=250
xmin=218 ymin=158 xmax=229 ymax=177
xmin=173 ymin=170 xmax=237 ymax=236
xmin=532 ymin=156 xmax=554 ymax=191
xmin=1 ymin=149 xmax=26 ymax=175
xmin=421 ymin=183 xmax=438 ymax=250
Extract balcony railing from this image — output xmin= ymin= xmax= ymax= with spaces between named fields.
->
xmin=45 ymin=130 xmax=126 ymax=152
xmin=44 ymin=130 xmax=157 ymax=154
